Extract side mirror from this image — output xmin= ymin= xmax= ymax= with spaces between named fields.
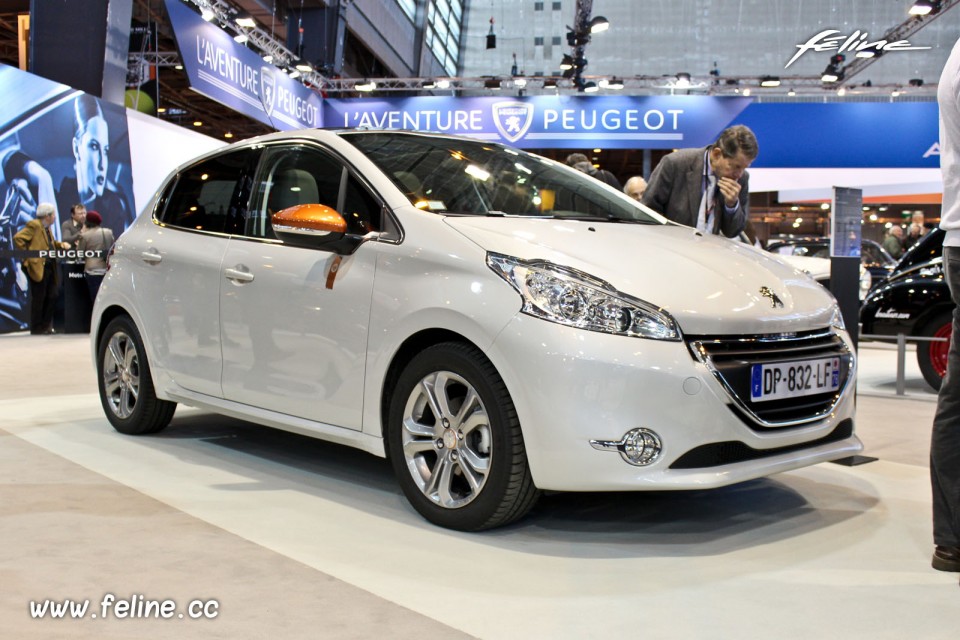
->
xmin=271 ymin=203 xmax=364 ymax=255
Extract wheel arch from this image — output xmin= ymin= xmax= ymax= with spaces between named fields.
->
xmin=379 ymin=328 xmax=487 ymax=456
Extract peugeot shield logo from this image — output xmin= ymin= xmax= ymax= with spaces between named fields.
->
xmin=492 ymin=101 xmax=534 ymax=143
xmin=760 ymin=286 xmax=784 ymax=308
xmin=260 ymin=66 xmax=277 ymax=117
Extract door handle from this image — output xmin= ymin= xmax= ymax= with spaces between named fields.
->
xmin=224 ymin=267 xmax=255 ymax=283
xmin=141 ymin=249 xmax=162 ymax=264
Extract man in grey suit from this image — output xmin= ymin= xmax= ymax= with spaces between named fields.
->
xmin=641 ymin=125 xmax=758 ymax=238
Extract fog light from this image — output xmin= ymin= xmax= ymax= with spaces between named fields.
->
xmin=589 ymin=428 xmax=663 ymax=466
xmin=621 ymin=428 xmax=662 ymax=465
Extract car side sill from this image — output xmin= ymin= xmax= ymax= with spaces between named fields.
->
xmin=164 ymin=389 xmax=386 ymax=458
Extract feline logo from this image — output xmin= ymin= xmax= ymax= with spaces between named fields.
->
xmin=785 ymin=30 xmax=930 ymax=69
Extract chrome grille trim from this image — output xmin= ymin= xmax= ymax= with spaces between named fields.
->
xmin=687 ymin=329 xmax=855 ymax=429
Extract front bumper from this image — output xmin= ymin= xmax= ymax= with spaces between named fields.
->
xmin=487 ymin=315 xmax=861 ymax=492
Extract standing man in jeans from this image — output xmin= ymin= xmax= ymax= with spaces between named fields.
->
xmin=931 ymin=35 xmax=960 ymax=580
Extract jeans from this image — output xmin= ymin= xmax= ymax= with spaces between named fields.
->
xmin=932 ymin=246 xmax=960 ymax=547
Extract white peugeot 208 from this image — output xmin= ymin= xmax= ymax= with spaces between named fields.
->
xmin=91 ymin=129 xmax=860 ymax=531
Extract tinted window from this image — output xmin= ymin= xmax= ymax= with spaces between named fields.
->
xmin=341 ymin=132 xmax=657 ymax=223
xmin=248 ymin=145 xmax=379 ymax=238
xmin=160 ymin=149 xmax=256 ymax=233
xmin=342 ymin=174 xmax=382 ymax=234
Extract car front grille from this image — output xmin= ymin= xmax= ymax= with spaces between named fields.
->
xmin=687 ymin=328 xmax=854 ymax=429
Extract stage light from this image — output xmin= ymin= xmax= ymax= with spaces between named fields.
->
xmin=909 ymin=1 xmax=941 ymax=16
xmin=235 ymin=12 xmax=256 ymax=28
xmin=760 ymin=75 xmax=781 ymax=87
xmin=588 ymin=16 xmax=609 ymax=33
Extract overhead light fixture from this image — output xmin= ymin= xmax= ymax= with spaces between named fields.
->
xmin=484 ymin=78 xmax=503 ymax=90
xmin=514 ymin=76 xmax=527 ymax=88
xmin=760 ymin=75 xmax=781 ymax=87
xmin=543 ymin=78 xmax=558 ymax=89
xmin=288 ymin=69 xmax=301 ymax=79
xmin=909 ymin=78 xmax=924 ymax=87
xmin=675 ymin=72 xmax=691 ymax=88
xmin=821 ymin=53 xmax=844 ymax=83
xmin=295 ymin=59 xmax=313 ymax=73
xmin=856 ymin=44 xmax=884 ymax=59
xmin=201 ymin=7 xmax=215 ymax=21
xmin=193 ymin=121 xmax=203 ymax=127
xmin=234 ymin=33 xmax=249 ymax=44
xmin=436 ymin=79 xmax=451 ymax=89
xmin=582 ymin=81 xmax=599 ymax=93
xmin=891 ymin=88 xmax=901 ymax=97
xmin=787 ymin=88 xmax=796 ymax=96
xmin=174 ymin=63 xmax=183 ymax=70
xmin=355 ymin=79 xmax=377 ymax=92
xmin=605 ymin=77 xmax=624 ymax=90
xmin=742 ymin=87 xmax=751 ymax=96
xmin=423 ymin=79 xmax=437 ymax=89
xmin=262 ymin=53 xmax=274 ymax=63
xmin=560 ymin=54 xmax=575 ymax=70
xmin=224 ymin=132 xmax=233 ymax=139
xmin=588 ymin=16 xmax=609 ymax=34
xmin=909 ymin=0 xmax=941 ymax=16
xmin=837 ymin=86 xmax=847 ymax=96
xmin=235 ymin=12 xmax=256 ymax=28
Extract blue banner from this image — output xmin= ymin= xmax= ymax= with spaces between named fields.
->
xmin=324 ymin=96 xmax=752 ymax=150
xmin=324 ymin=96 xmax=940 ymax=168
xmin=165 ymin=0 xmax=322 ymax=131
xmin=731 ymin=102 xmax=940 ymax=169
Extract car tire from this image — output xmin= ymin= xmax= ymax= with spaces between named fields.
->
xmin=387 ymin=342 xmax=540 ymax=531
xmin=97 ymin=315 xmax=177 ymax=435
xmin=917 ymin=311 xmax=952 ymax=392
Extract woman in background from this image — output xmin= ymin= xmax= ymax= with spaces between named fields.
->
xmin=76 ymin=210 xmax=113 ymax=303
xmin=57 ymin=95 xmax=132 ymax=241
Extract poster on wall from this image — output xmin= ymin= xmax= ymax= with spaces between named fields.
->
xmin=0 ymin=63 xmax=135 ymax=333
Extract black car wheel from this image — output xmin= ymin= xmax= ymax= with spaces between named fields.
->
xmin=97 ymin=315 xmax=177 ymax=434
xmin=387 ymin=342 xmax=539 ymax=531
xmin=917 ymin=311 xmax=952 ymax=392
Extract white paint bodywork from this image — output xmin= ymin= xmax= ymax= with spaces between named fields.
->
xmin=92 ymin=129 xmax=860 ymax=493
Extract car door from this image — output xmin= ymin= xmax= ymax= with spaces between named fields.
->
xmin=132 ymin=148 xmax=257 ymax=397
xmin=219 ymin=143 xmax=382 ymax=430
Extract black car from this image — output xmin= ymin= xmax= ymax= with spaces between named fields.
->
xmin=859 ymin=228 xmax=948 ymax=390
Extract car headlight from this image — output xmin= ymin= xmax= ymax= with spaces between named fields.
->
xmin=830 ymin=305 xmax=846 ymax=331
xmin=487 ymin=252 xmax=680 ymax=340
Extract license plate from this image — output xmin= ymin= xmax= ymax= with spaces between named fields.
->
xmin=750 ymin=357 xmax=840 ymax=402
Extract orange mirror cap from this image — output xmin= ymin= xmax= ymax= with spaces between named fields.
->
xmin=272 ymin=204 xmax=347 ymax=234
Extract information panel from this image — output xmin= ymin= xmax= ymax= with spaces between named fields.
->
xmin=830 ymin=187 xmax=863 ymax=258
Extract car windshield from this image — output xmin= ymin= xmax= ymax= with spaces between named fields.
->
xmin=340 ymin=131 xmax=660 ymax=223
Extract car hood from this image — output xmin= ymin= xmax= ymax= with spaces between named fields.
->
xmin=444 ymin=217 xmax=837 ymax=335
